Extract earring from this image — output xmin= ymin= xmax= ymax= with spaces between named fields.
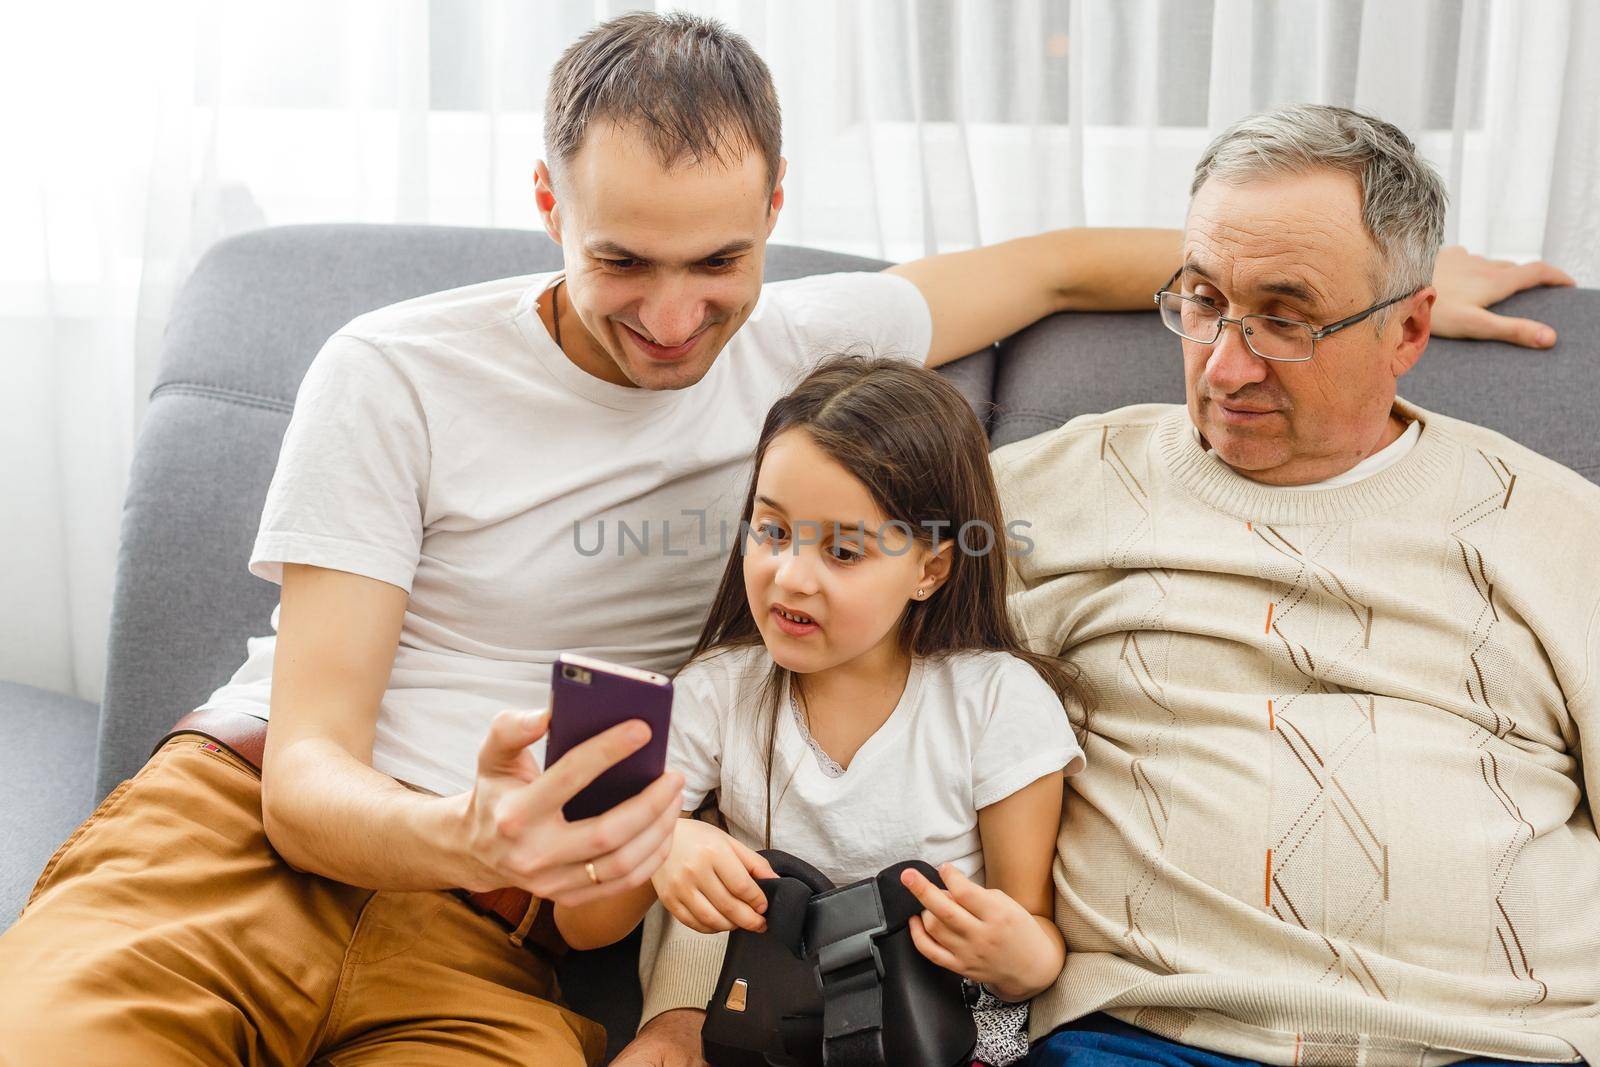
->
xmin=915 ymin=589 xmax=927 ymax=599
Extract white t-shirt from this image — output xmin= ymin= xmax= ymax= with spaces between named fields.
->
xmin=194 ymin=269 xmax=933 ymax=796
xmin=668 ymin=645 xmax=1085 ymax=886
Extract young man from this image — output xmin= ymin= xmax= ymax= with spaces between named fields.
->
xmin=0 ymin=14 xmax=1569 ymax=1066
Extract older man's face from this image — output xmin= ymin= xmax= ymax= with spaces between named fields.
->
xmin=1180 ymin=170 xmax=1433 ymax=485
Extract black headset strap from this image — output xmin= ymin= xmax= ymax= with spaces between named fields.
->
xmin=811 ymin=880 xmax=889 ymax=1067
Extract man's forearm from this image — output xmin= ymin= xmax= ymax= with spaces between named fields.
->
xmin=613 ymin=1007 xmax=707 ymax=1066
xmin=261 ymin=735 xmax=485 ymax=892
xmin=1054 ymin=227 xmax=1183 ymax=312
xmin=889 ymin=227 xmax=1181 ymax=367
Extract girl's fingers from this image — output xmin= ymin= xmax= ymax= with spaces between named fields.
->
xmin=900 ymin=867 xmax=951 ymax=911
xmin=698 ymin=867 xmax=767 ymax=932
xmin=732 ymin=837 xmax=778 ymax=881
xmin=662 ymin=893 xmax=717 ymax=935
xmin=681 ymin=888 xmax=734 ymax=933
xmin=908 ymin=914 xmax=964 ymax=973
xmin=901 ymin=868 xmax=979 ymax=937
xmin=915 ymin=903 xmax=963 ymax=949
xmin=938 ymin=864 xmax=999 ymax=920
xmin=711 ymin=846 xmax=770 ymax=918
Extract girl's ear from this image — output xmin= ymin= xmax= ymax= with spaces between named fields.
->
xmin=913 ymin=541 xmax=955 ymax=601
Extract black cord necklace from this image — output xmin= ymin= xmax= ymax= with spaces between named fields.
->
xmin=551 ymin=279 xmax=564 ymax=353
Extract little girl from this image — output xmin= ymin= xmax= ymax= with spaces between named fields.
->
xmin=556 ymin=355 xmax=1084 ymax=1065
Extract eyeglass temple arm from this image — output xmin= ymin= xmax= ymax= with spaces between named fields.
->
xmin=1313 ymin=288 xmax=1418 ymax=339
xmin=1154 ymin=268 xmax=1183 ymax=303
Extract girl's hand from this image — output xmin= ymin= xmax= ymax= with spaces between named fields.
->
xmin=651 ymin=819 xmax=778 ymax=934
xmin=901 ymin=863 xmax=1060 ymax=1002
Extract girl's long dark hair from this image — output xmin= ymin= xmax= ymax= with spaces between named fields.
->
xmin=686 ymin=354 xmax=1084 ymax=846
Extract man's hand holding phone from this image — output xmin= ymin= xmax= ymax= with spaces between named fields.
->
xmin=459 ymin=707 xmax=683 ymax=906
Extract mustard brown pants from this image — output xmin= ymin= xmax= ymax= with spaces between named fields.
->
xmin=0 ymin=735 xmax=606 ymax=1066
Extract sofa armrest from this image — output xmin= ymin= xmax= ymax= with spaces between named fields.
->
xmin=0 ymin=682 xmax=99 ymax=929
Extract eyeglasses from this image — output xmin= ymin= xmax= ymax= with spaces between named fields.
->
xmin=1153 ymin=269 xmax=1417 ymax=363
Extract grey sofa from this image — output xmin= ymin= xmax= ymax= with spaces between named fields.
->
xmin=3 ymin=224 xmax=1596 ymax=1060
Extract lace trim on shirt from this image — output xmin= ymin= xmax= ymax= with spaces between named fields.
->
xmin=789 ymin=683 xmax=846 ymax=779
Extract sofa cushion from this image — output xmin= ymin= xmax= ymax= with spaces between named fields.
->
xmin=0 ymin=683 xmax=99 ymax=928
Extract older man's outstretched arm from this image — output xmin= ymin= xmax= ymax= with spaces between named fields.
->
xmin=888 ymin=231 xmax=1575 ymax=368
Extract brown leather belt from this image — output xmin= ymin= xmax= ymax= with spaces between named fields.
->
xmin=157 ymin=708 xmax=556 ymax=954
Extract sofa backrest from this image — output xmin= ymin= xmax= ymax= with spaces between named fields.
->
xmin=97 ymin=227 xmax=962 ymax=794
xmin=96 ymin=223 xmax=1600 ymax=796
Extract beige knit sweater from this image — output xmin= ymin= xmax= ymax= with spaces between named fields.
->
xmin=637 ymin=401 xmax=1600 ymax=1066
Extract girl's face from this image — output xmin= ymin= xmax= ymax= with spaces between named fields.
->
xmin=743 ymin=429 xmax=950 ymax=676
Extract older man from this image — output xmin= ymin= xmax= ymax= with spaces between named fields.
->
xmin=999 ymin=105 xmax=1600 ymax=1065
xmin=636 ymin=105 xmax=1598 ymax=1067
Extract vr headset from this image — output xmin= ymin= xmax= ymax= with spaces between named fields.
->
xmin=702 ymin=849 xmax=977 ymax=1067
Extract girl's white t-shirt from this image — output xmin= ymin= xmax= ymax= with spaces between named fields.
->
xmin=668 ymin=645 xmax=1085 ymax=886
xmin=192 ymin=269 xmax=932 ymax=796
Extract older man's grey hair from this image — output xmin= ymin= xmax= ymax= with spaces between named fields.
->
xmin=1189 ymin=104 xmax=1448 ymax=313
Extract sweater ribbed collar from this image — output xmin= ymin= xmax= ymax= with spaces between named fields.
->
xmin=1158 ymin=398 xmax=1456 ymax=525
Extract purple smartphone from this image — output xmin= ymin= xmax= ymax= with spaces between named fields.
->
xmin=544 ymin=653 xmax=674 ymax=822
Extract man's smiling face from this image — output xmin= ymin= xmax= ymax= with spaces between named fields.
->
xmin=1181 ymin=169 xmax=1432 ymax=485
xmin=538 ymin=119 xmax=784 ymax=392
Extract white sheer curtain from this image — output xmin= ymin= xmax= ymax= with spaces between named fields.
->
xmin=4 ymin=0 xmax=1596 ymax=701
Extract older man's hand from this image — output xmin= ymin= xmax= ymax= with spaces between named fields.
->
xmin=1430 ymin=245 xmax=1576 ymax=349
xmin=609 ymin=1008 xmax=707 ymax=1067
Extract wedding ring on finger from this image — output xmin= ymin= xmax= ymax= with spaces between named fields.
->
xmin=585 ymin=861 xmax=601 ymax=886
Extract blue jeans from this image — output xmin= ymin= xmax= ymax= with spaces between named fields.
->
xmin=1028 ymin=1014 xmax=1583 ymax=1067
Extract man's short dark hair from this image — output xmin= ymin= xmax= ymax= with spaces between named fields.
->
xmin=544 ymin=11 xmax=782 ymax=193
